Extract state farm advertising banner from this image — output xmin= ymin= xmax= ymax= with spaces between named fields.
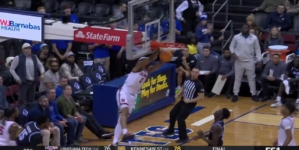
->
xmin=73 ymin=26 xmax=143 ymax=46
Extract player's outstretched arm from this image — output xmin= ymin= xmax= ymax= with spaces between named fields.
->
xmin=147 ymin=61 xmax=164 ymax=74
xmin=132 ymin=49 xmax=160 ymax=72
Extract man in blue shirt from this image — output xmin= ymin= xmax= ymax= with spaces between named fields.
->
xmin=88 ymin=43 xmax=110 ymax=73
xmin=265 ymin=4 xmax=291 ymax=31
xmin=47 ymin=88 xmax=77 ymax=146
xmin=56 ymin=76 xmax=68 ymax=99
xmin=27 ymin=95 xmax=61 ymax=146
xmin=51 ymin=40 xmax=73 ymax=64
xmin=62 ymin=4 xmax=79 ymax=23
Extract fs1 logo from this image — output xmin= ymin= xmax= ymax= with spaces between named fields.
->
xmin=265 ymin=147 xmax=280 ymax=150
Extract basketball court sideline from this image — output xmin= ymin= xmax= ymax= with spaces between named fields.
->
xmin=80 ymin=96 xmax=299 ymax=146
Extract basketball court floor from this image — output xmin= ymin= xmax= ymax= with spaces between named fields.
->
xmin=81 ymin=96 xmax=299 ymax=146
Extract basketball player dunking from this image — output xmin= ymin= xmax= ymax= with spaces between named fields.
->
xmin=0 ymin=107 xmax=21 ymax=146
xmin=112 ymin=49 xmax=164 ymax=145
xmin=273 ymin=102 xmax=296 ymax=146
xmin=193 ymin=108 xmax=230 ymax=146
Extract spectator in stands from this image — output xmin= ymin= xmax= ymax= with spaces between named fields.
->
xmin=59 ymin=51 xmax=83 ymax=81
xmin=210 ymin=29 xmax=225 ymax=58
xmin=271 ymin=56 xmax=299 ymax=108
xmin=217 ymin=49 xmax=235 ymax=99
xmin=176 ymin=0 xmax=204 ymax=34
xmin=253 ymin=0 xmax=285 ymax=13
xmin=39 ymin=61 xmax=60 ymax=93
xmin=46 ymin=88 xmax=77 ymax=146
xmin=37 ymin=6 xmax=46 ymax=14
xmin=88 ymin=42 xmax=110 ymax=73
xmin=265 ymin=4 xmax=292 ymax=31
xmin=114 ymin=2 xmax=128 ymax=29
xmin=195 ymin=46 xmax=218 ymax=97
xmin=56 ymin=85 xmax=88 ymax=143
xmin=62 ymin=4 xmax=79 ymax=23
xmin=40 ymin=44 xmax=50 ymax=57
xmin=176 ymin=48 xmax=197 ymax=93
xmin=285 ymin=0 xmax=299 ymax=18
xmin=56 ymin=76 xmax=68 ymax=99
xmin=261 ymin=54 xmax=286 ymax=102
xmin=46 ymin=56 xmax=59 ymax=71
xmin=75 ymin=103 xmax=113 ymax=139
xmin=0 ymin=57 xmax=14 ymax=86
xmin=263 ymin=27 xmax=284 ymax=51
xmin=160 ymin=12 xmax=184 ymax=39
xmin=10 ymin=43 xmax=45 ymax=106
xmin=51 ymin=35 xmax=72 ymax=64
xmin=0 ymin=76 xmax=9 ymax=110
xmin=196 ymin=22 xmax=213 ymax=55
xmin=250 ymin=29 xmax=257 ymax=34
xmin=229 ymin=24 xmax=262 ymax=102
xmin=186 ymin=32 xmax=198 ymax=55
xmin=246 ymin=14 xmax=261 ymax=39
xmin=25 ymin=41 xmax=43 ymax=54
xmin=38 ymin=51 xmax=48 ymax=69
xmin=27 ymin=96 xmax=60 ymax=146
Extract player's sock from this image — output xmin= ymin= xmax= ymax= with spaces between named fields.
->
xmin=271 ymin=96 xmax=282 ymax=107
xmin=122 ymin=129 xmax=128 ymax=134
xmin=112 ymin=117 xmax=122 ymax=144
xmin=296 ymin=99 xmax=299 ymax=110
xmin=276 ymin=96 xmax=281 ymax=102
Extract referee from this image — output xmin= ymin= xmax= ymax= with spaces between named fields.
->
xmin=163 ymin=68 xmax=205 ymax=143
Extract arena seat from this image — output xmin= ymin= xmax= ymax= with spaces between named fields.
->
xmin=293 ymin=16 xmax=299 ymax=31
xmin=14 ymin=0 xmax=31 ymax=10
xmin=59 ymin=0 xmax=76 ymax=11
xmin=93 ymin=4 xmax=110 ymax=17
xmin=254 ymin=13 xmax=268 ymax=29
xmin=44 ymin=0 xmax=59 ymax=13
xmin=287 ymin=44 xmax=296 ymax=52
xmin=77 ymin=2 xmax=93 ymax=15
xmin=282 ymin=34 xmax=296 ymax=44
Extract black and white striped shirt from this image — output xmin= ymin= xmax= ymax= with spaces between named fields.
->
xmin=183 ymin=78 xmax=204 ymax=100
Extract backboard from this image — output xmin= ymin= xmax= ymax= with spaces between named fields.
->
xmin=126 ymin=0 xmax=175 ymax=60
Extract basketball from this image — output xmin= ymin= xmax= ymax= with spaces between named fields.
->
xmin=159 ymin=51 xmax=173 ymax=62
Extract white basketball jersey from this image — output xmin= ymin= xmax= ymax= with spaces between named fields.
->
xmin=122 ymin=70 xmax=148 ymax=94
xmin=0 ymin=120 xmax=16 ymax=146
xmin=278 ymin=116 xmax=296 ymax=146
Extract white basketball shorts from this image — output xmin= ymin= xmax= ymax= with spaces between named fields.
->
xmin=116 ymin=89 xmax=136 ymax=114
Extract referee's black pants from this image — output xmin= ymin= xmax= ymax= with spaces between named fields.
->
xmin=169 ymin=100 xmax=197 ymax=139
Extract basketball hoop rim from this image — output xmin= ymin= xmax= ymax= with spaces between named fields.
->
xmin=150 ymin=41 xmax=185 ymax=51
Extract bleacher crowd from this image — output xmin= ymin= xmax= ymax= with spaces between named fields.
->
xmin=0 ymin=0 xmax=299 ymax=146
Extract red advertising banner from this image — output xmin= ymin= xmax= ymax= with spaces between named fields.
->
xmin=73 ymin=26 xmax=143 ymax=46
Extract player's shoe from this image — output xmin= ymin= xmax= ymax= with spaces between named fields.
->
xmin=121 ymin=133 xmax=135 ymax=142
xmin=270 ymin=102 xmax=282 ymax=108
xmin=111 ymin=142 xmax=118 ymax=146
